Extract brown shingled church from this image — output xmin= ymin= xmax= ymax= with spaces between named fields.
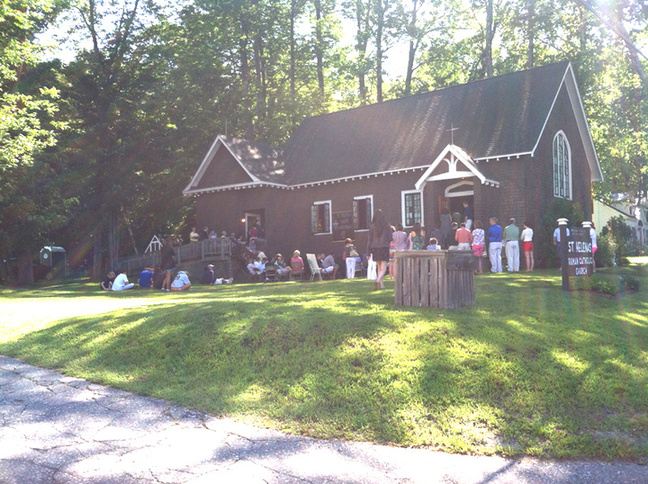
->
xmin=184 ymin=61 xmax=602 ymax=260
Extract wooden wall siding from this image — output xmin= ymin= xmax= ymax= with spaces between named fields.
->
xmin=196 ymin=145 xmax=252 ymax=190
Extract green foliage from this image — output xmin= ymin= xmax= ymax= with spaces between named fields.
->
xmin=538 ymin=198 xmax=584 ymax=269
xmin=0 ymin=0 xmax=69 ymax=278
xmin=1 ymin=268 xmax=648 ymax=460
xmin=602 ymin=215 xmax=638 ymax=265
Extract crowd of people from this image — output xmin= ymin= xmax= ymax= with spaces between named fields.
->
xmin=101 ymin=208 xmax=598 ymax=292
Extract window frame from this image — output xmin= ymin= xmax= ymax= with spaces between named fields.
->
xmin=553 ymin=131 xmax=572 ymax=200
xmin=311 ymin=200 xmax=332 ymax=235
xmin=353 ymin=195 xmax=374 ymax=231
xmin=401 ymin=190 xmax=424 ymax=228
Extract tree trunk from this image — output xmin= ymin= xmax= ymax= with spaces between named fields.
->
xmin=290 ymin=0 xmax=297 ymax=103
xmin=483 ymin=0 xmax=494 ymax=78
xmin=355 ymin=0 xmax=369 ymax=103
xmin=404 ymin=0 xmax=420 ymax=96
xmin=107 ymin=214 xmax=119 ymax=271
xmin=92 ymin=225 xmax=103 ymax=278
xmin=526 ymin=0 xmax=535 ymax=69
xmin=314 ymin=0 xmax=325 ymax=96
xmin=17 ymin=254 xmax=34 ymax=286
xmin=375 ymin=0 xmax=384 ymax=102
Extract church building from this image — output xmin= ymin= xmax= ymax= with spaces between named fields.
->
xmin=184 ymin=61 xmax=602 ymax=260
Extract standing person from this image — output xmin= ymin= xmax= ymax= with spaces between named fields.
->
xmin=520 ymin=221 xmax=534 ymax=271
xmin=343 ymin=238 xmax=360 ymax=279
xmin=160 ymin=239 xmax=176 ymax=292
xmin=486 ymin=217 xmax=503 ymax=273
xmin=440 ymin=209 xmax=452 ymax=248
xmin=111 ymin=268 xmax=135 ymax=291
xmin=503 ymin=218 xmax=520 ymax=272
xmin=201 ymin=226 xmax=209 ymax=240
xmin=471 ymin=221 xmax=485 ymax=274
xmin=553 ymin=223 xmax=571 ymax=263
xmin=462 ymin=201 xmax=473 ymax=230
xmin=367 ymin=209 xmax=392 ymax=290
xmin=455 ymin=223 xmax=473 ymax=250
xmin=100 ymin=271 xmax=116 ymax=290
xmin=390 ymin=223 xmax=409 ymax=278
xmin=408 ymin=222 xmax=426 ymax=250
xmin=189 ymin=227 xmax=200 ymax=243
xmin=586 ymin=221 xmax=597 ymax=273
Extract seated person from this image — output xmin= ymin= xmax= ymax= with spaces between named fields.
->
xmin=101 ymin=271 xmax=116 ymax=290
xmin=200 ymin=264 xmax=216 ymax=284
xmin=274 ymin=254 xmax=292 ymax=277
xmin=426 ymin=238 xmax=441 ymax=251
xmin=111 ymin=269 xmax=135 ymax=291
xmin=138 ymin=267 xmax=154 ymax=288
xmin=254 ymin=256 xmax=266 ymax=273
xmin=170 ymin=271 xmax=191 ymax=291
xmin=213 ymin=277 xmax=234 ymax=285
xmin=318 ymin=253 xmax=339 ymax=278
xmin=152 ymin=266 xmax=165 ymax=289
xmin=247 ymin=257 xmax=263 ymax=276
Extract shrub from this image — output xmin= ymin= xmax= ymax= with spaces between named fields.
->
xmin=602 ymin=215 xmax=638 ymax=265
xmin=619 ymin=275 xmax=641 ymax=292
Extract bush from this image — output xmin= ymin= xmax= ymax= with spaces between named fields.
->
xmin=594 ymin=236 xmax=614 ymax=268
xmin=602 ymin=215 xmax=638 ymax=265
xmin=574 ymin=274 xmax=641 ymax=295
xmin=619 ymin=275 xmax=641 ymax=292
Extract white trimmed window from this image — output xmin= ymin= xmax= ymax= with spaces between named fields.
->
xmin=353 ymin=195 xmax=373 ymax=230
xmin=311 ymin=200 xmax=332 ymax=234
xmin=553 ymin=131 xmax=572 ymax=199
xmin=401 ymin=190 xmax=423 ymax=228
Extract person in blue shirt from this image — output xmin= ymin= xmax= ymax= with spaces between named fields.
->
xmin=138 ymin=267 xmax=154 ymax=288
xmin=486 ymin=217 xmax=503 ymax=273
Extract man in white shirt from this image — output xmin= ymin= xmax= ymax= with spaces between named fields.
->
xmin=111 ymin=269 xmax=134 ymax=291
xmin=170 ymin=271 xmax=192 ymax=291
xmin=318 ymin=253 xmax=339 ymax=279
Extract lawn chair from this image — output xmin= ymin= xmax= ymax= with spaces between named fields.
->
xmin=264 ymin=265 xmax=278 ymax=282
xmin=306 ymin=253 xmax=323 ymax=281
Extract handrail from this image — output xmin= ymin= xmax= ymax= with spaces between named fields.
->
xmin=117 ymin=237 xmax=234 ymax=274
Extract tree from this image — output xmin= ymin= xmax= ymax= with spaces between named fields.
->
xmin=0 ymin=0 xmax=68 ymax=284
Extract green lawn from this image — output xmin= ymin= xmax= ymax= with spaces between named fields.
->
xmin=1 ymin=264 xmax=648 ymax=461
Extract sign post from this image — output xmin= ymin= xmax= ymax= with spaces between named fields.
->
xmin=559 ymin=219 xmax=594 ymax=291
xmin=558 ymin=218 xmax=569 ymax=291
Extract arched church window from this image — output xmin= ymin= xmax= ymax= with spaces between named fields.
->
xmin=553 ymin=131 xmax=572 ymax=199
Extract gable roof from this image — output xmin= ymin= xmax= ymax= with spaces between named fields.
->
xmin=184 ymin=135 xmax=285 ymax=195
xmin=415 ymin=144 xmax=500 ymax=190
xmin=186 ymin=61 xmax=602 ymax=195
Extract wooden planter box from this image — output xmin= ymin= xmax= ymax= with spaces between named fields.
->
xmin=394 ymin=250 xmax=475 ymax=309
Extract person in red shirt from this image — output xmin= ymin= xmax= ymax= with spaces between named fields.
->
xmin=455 ymin=223 xmax=473 ymax=250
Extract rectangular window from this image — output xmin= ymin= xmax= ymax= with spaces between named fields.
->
xmin=401 ymin=190 xmax=423 ymax=228
xmin=353 ymin=195 xmax=373 ymax=230
xmin=311 ymin=201 xmax=332 ymax=234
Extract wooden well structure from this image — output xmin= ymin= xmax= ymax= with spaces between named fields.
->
xmin=393 ymin=250 xmax=475 ymax=309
